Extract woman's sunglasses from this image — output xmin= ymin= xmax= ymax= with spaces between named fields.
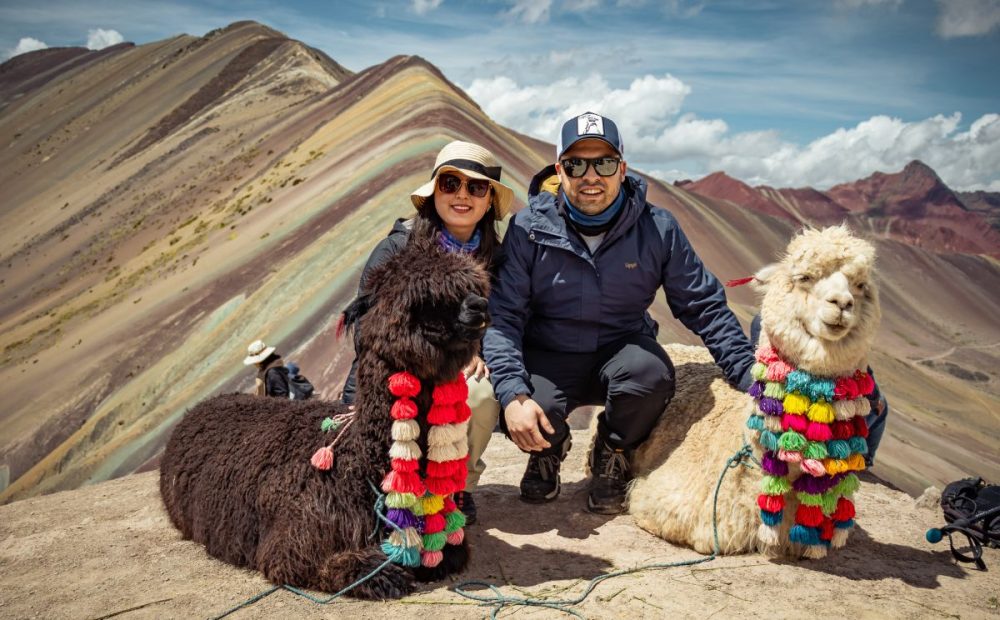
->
xmin=438 ymin=173 xmax=492 ymax=198
xmin=559 ymin=156 xmax=621 ymax=178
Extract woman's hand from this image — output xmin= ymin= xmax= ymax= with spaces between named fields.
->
xmin=463 ymin=355 xmax=489 ymax=381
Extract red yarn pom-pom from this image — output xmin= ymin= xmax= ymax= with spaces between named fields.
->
xmin=832 ymin=420 xmax=854 ymax=440
xmin=782 ymin=413 xmax=808 ymax=433
xmin=443 ymin=497 xmax=457 ymax=513
xmin=427 ymin=404 xmax=457 ymax=425
xmin=757 ymin=494 xmax=785 ymax=512
xmin=381 ymin=470 xmax=426 ymax=496
xmin=856 ymin=370 xmax=876 ymax=397
xmin=453 ymin=402 xmax=472 ymax=423
xmin=426 ymin=476 xmax=460 ymax=496
xmin=432 ymin=382 xmax=465 ymax=406
xmin=388 ymin=372 xmax=421 ymax=398
xmin=820 ymin=517 xmax=836 ymax=541
xmin=391 ymin=398 xmax=418 ymax=420
xmin=832 ymin=497 xmax=856 ymax=521
xmin=310 ymin=446 xmax=334 ymax=471
xmin=391 ymin=458 xmax=420 ymax=473
xmin=426 ymin=460 xmax=463 ymax=478
xmin=423 ymin=512 xmax=446 ymax=534
xmin=834 ymin=376 xmax=860 ymax=401
xmin=795 ymin=504 xmax=825 ymax=527
xmin=852 ymin=415 xmax=869 ymax=439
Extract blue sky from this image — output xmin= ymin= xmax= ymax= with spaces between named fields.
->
xmin=2 ymin=0 xmax=999 ymax=191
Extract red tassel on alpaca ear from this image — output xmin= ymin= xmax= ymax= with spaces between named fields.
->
xmin=311 ymin=446 xmax=334 ymax=471
xmin=726 ymin=276 xmax=754 ymax=287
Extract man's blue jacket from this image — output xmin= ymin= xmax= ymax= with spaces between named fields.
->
xmin=483 ymin=165 xmax=754 ymax=409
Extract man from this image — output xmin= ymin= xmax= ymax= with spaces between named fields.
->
xmin=483 ymin=112 xmax=755 ymax=514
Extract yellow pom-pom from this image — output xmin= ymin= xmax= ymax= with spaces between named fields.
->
xmin=806 ymin=401 xmax=835 ymax=424
xmin=783 ymin=393 xmax=810 ymax=414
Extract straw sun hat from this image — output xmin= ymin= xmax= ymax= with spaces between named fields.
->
xmin=410 ymin=141 xmax=515 ymax=219
xmin=243 ymin=340 xmax=276 ymax=365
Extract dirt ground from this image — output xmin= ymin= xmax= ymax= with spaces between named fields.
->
xmin=1 ymin=428 xmax=998 ymax=620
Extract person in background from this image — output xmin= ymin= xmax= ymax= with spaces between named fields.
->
xmin=483 ymin=112 xmax=755 ymax=515
xmin=340 ymin=140 xmax=516 ymax=524
xmin=244 ymin=339 xmax=289 ymax=398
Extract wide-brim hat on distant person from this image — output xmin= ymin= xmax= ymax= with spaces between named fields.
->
xmin=410 ymin=140 xmax=515 ymax=219
xmin=243 ymin=340 xmax=276 ymax=365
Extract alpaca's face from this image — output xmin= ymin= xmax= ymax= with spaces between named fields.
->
xmin=363 ymin=244 xmax=491 ymax=383
xmin=756 ymin=226 xmax=881 ymax=374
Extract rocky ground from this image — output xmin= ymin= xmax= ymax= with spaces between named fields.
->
xmin=1 ymin=428 xmax=998 ymax=619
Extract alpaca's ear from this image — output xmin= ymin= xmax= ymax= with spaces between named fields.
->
xmin=751 ymin=263 xmax=782 ymax=291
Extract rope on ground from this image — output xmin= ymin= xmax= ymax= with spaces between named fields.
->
xmin=209 ymin=480 xmax=400 ymax=618
xmin=451 ymin=443 xmax=758 ymax=619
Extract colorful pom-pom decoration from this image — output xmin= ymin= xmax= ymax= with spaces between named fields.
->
xmin=310 ymin=446 xmax=334 ymax=471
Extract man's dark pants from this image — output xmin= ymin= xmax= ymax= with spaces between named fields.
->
xmin=500 ymin=333 xmax=676 ymax=456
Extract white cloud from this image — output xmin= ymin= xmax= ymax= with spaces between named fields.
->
xmin=505 ymin=0 xmax=553 ymax=24
xmin=936 ymin=0 xmax=1000 ymax=37
xmin=564 ymin=0 xmax=601 ymax=11
xmin=8 ymin=36 xmax=47 ymax=58
xmin=86 ymin=28 xmax=124 ymax=50
xmin=464 ymin=73 xmax=1000 ymax=191
xmin=412 ymin=0 xmax=443 ymax=15
xmin=836 ymin=0 xmax=903 ymax=8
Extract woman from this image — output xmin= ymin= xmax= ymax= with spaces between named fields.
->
xmin=244 ymin=339 xmax=289 ymax=398
xmin=341 ymin=140 xmax=515 ymax=524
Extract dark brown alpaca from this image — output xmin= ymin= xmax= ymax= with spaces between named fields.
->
xmin=159 ymin=236 xmax=490 ymax=599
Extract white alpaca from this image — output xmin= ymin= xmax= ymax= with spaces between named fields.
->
xmin=628 ymin=225 xmax=881 ymax=557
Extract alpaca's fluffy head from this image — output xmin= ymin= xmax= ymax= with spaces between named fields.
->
xmin=358 ymin=236 xmax=491 ymax=383
xmin=754 ymin=225 xmax=880 ymax=375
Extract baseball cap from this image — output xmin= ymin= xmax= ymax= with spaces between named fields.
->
xmin=556 ymin=112 xmax=624 ymax=160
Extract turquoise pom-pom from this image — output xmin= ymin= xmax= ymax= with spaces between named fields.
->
xmin=760 ymin=430 xmax=779 ymax=451
xmin=826 ymin=439 xmax=851 ymax=460
xmin=848 ymin=436 xmax=868 ymax=455
xmin=381 ymin=541 xmax=421 ymax=567
xmin=760 ymin=509 xmax=783 ymax=526
xmin=806 ymin=378 xmax=835 ymax=402
xmin=785 ymin=370 xmax=813 ymax=393
xmin=746 ymin=415 xmax=765 ymax=432
xmin=789 ymin=524 xmax=821 ymax=545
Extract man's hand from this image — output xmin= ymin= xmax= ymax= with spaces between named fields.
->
xmin=463 ymin=355 xmax=489 ymax=381
xmin=504 ymin=395 xmax=554 ymax=452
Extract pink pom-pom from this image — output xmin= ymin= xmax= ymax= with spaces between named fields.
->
xmin=755 ymin=345 xmax=779 ymax=364
xmin=782 ymin=413 xmax=809 ymax=433
xmin=446 ymin=529 xmax=465 ymax=545
xmin=423 ymin=512 xmax=446 ymax=534
xmin=766 ymin=360 xmax=793 ymax=383
xmin=778 ymin=449 xmax=802 ymax=463
xmin=805 ymin=421 xmax=833 ymax=442
xmin=311 ymin=446 xmax=334 ymax=470
xmin=391 ymin=398 xmax=418 ymax=420
xmin=391 ymin=458 xmax=420 ymax=473
xmin=381 ymin=471 xmax=426 ymax=496
xmin=801 ymin=459 xmax=827 ymax=476
xmin=428 ymin=403 xmax=457 ymax=425
xmin=421 ymin=550 xmax=443 ymax=567
xmin=388 ymin=372 xmax=421 ymax=398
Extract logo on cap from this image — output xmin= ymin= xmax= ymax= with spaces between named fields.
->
xmin=578 ymin=113 xmax=605 ymax=137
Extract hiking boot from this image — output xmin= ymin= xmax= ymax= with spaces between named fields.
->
xmin=519 ymin=437 xmax=571 ymax=503
xmin=587 ymin=437 xmax=633 ymax=515
xmin=454 ymin=491 xmax=477 ymax=525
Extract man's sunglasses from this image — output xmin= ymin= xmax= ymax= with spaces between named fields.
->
xmin=560 ymin=156 xmax=621 ymax=178
xmin=438 ymin=173 xmax=492 ymax=198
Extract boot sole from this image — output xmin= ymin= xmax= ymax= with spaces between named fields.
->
xmin=519 ymin=480 xmax=561 ymax=504
xmin=586 ymin=496 xmax=625 ymax=515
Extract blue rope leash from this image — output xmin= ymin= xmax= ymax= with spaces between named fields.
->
xmin=451 ymin=443 xmax=758 ymax=618
xmin=210 ymin=445 xmax=757 ymax=618
xmin=210 ymin=480 xmax=401 ymax=618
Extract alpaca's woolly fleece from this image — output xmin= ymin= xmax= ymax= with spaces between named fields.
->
xmin=746 ymin=344 xmax=872 ymax=555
